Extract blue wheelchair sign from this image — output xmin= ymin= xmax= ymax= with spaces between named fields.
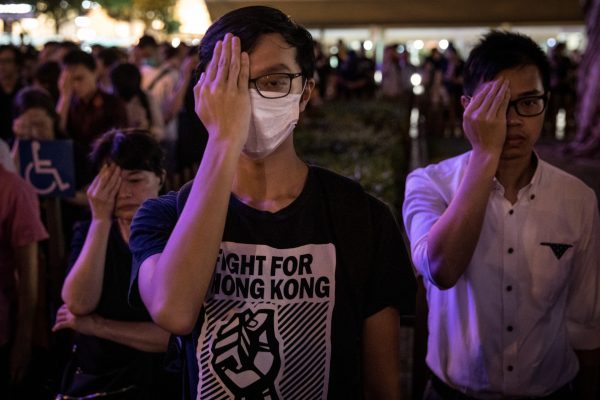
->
xmin=18 ymin=140 xmax=75 ymax=197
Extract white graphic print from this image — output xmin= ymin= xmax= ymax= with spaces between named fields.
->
xmin=197 ymin=242 xmax=336 ymax=400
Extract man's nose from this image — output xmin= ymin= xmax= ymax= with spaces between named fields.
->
xmin=506 ymin=104 xmax=521 ymax=125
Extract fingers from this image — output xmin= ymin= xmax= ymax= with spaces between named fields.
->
xmin=104 ymin=164 xmax=122 ymax=196
xmin=205 ymin=34 xmax=245 ymax=89
xmin=486 ymin=79 xmax=510 ymax=118
xmin=227 ymin=36 xmax=242 ymax=91
xmin=466 ymin=78 xmax=509 ymax=119
xmin=206 ymin=40 xmax=222 ymax=82
xmin=479 ymin=79 xmax=504 ymax=116
xmin=217 ymin=33 xmax=233 ymax=83
xmin=52 ymin=305 xmax=72 ymax=332
xmin=86 ymin=165 xmax=103 ymax=196
xmin=497 ymin=84 xmax=511 ymax=118
xmin=238 ymin=52 xmax=250 ymax=91
xmin=465 ymin=81 xmax=493 ymax=114
xmin=88 ymin=164 xmax=121 ymax=216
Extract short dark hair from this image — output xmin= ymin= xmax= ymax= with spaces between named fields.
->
xmin=161 ymin=44 xmax=179 ymax=61
xmin=137 ymin=34 xmax=158 ymax=49
xmin=62 ymin=49 xmax=96 ymax=71
xmin=13 ymin=87 xmax=56 ymax=118
xmin=198 ymin=6 xmax=315 ymax=79
xmin=110 ymin=63 xmax=141 ymax=101
xmin=463 ymin=31 xmax=550 ymax=96
xmin=13 ymin=87 xmax=61 ymax=136
xmin=34 ymin=61 xmax=61 ymax=101
xmin=90 ymin=129 xmax=164 ymax=176
xmin=97 ymin=47 xmax=123 ymax=69
xmin=0 ymin=44 xmax=22 ymax=66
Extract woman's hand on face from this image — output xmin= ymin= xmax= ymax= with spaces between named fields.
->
xmin=58 ymin=69 xmax=74 ymax=98
xmin=12 ymin=116 xmax=31 ymax=140
xmin=86 ymin=163 xmax=121 ymax=222
xmin=462 ymin=78 xmax=511 ymax=158
xmin=194 ymin=33 xmax=251 ymax=150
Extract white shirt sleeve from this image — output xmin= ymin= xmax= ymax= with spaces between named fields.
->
xmin=402 ymin=168 xmax=448 ymax=285
xmin=566 ymin=190 xmax=600 ymax=350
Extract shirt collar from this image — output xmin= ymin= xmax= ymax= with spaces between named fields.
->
xmin=465 ymin=151 xmax=542 ymax=195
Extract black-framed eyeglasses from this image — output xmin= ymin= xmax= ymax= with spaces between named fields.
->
xmin=466 ymin=93 xmax=548 ymax=117
xmin=249 ymin=72 xmax=303 ymax=99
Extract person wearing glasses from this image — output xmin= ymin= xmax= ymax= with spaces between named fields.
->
xmin=403 ymin=31 xmax=600 ymax=399
xmin=127 ymin=5 xmax=416 ymax=400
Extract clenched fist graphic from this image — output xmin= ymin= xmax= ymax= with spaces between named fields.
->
xmin=212 ymin=309 xmax=281 ymax=399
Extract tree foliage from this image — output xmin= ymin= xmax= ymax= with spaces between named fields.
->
xmin=97 ymin=0 xmax=134 ymax=20
xmin=25 ymin=0 xmax=180 ymax=34
xmin=132 ymin=0 xmax=177 ymax=23
xmin=25 ymin=1 xmax=83 ymax=33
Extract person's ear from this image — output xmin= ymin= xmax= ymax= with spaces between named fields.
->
xmin=299 ymin=78 xmax=316 ymax=113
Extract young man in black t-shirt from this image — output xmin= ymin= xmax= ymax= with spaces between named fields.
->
xmin=129 ymin=6 xmax=416 ymax=399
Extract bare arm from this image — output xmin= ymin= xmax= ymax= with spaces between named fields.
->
xmin=426 ymin=79 xmax=510 ymax=288
xmin=53 ymin=304 xmax=169 ymax=353
xmin=61 ymin=164 xmax=121 ymax=315
xmin=10 ymin=242 xmax=39 ymax=383
xmin=162 ymin=56 xmax=196 ymax=123
xmin=362 ymin=307 xmax=403 ymax=400
xmin=56 ymin=69 xmax=73 ymax=133
xmin=139 ymin=34 xmax=251 ymax=335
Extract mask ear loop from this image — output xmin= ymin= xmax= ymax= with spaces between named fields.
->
xmin=299 ymin=77 xmax=309 ymax=103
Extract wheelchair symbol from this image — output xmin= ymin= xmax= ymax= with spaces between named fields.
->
xmin=24 ymin=141 xmax=71 ymax=195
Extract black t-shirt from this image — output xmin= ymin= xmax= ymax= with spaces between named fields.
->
xmin=62 ymin=221 xmax=177 ymax=398
xmin=129 ymin=166 xmax=415 ymax=399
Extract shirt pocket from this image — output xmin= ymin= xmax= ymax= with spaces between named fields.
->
xmin=529 ymin=238 xmax=575 ymax=306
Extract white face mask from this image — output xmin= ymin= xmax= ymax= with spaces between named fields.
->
xmin=243 ymin=90 xmax=302 ymax=160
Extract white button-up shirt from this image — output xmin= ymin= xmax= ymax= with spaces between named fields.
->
xmin=403 ymin=152 xmax=600 ymax=399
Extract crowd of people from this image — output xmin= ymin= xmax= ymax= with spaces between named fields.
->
xmin=0 ymin=4 xmax=599 ymax=400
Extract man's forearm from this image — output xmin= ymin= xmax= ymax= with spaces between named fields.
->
xmin=56 ymin=94 xmax=71 ymax=132
xmin=362 ymin=307 xmax=403 ymax=400
xmin=142 ymin=138 xmax=242 ymax=334
xmin=62 ymin=219 xmax=111 ymax=315
xmin=427 ymin=150 xmax=498 ymax=288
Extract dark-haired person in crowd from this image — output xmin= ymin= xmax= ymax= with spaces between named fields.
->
xmin=142 ymin=44 xmax=189 ymax=178
xmin=0 ymin=162 xmax=48 ymax=396
xmin=403 ymin=31 xmax=600 ymax=399
xmin=33 ymin=61 xmax=61 ymax=103
xmin=96 ymin=47 xmax=125 ymax=94
xmin=128 ymin=5 xmax=415 ymax=400
xmin=12 ymin=87 xmax=61 ymax=142
xmin=110 ymin=63 xmax=165 ymax=141
xmin=53 ymin=129 xmax=179 ymax=399
xmin=0 ymin=45 xmax=24 ymax=142
xmin=56 ymin=49 xmax=127 ymax=191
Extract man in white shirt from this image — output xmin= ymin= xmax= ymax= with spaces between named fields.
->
xmin=403 ymin=31 xmax=600 ymax=399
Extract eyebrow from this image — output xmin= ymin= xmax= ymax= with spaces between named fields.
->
xmin=512 ymin=89 xmax=545 ymax=98
xmin=252 ymin=63 xmax=295 ymax=77
xmin=124 ymin=170 xmax=145 ymax=176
